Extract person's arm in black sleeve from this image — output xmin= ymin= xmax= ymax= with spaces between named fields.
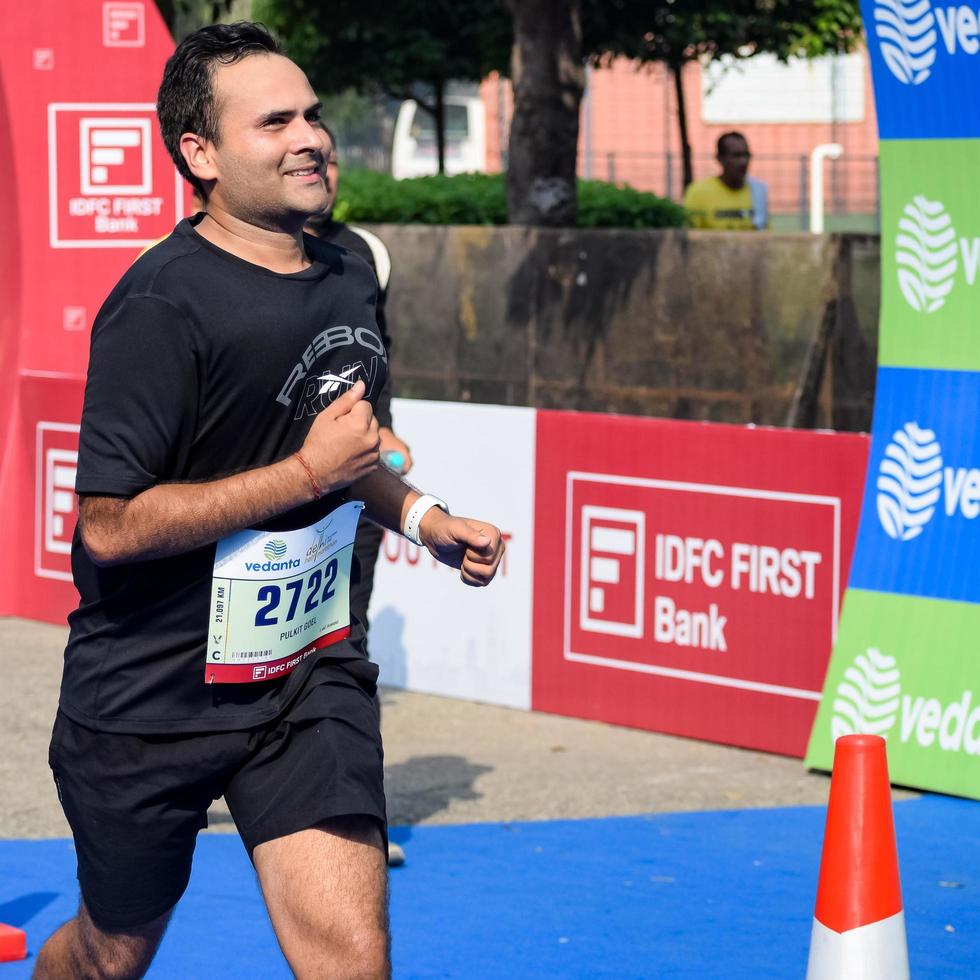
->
xmin=75 ymin=294 xmax=201 ymax=498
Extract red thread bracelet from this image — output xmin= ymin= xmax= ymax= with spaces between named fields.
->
xmin=293 ymin=451 xmax=322 ymax=500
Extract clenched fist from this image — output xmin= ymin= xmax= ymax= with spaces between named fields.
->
xmin=417 ymin=508 xmax=505 ymax=587
xmin=300 ymin=379 xmax=379 ymax=492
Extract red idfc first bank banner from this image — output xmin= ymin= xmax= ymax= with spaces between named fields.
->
xmin=531 ymin=412 xmax=869 ymax=756
xmin=0 ymin=1 xmax=185 ymax=622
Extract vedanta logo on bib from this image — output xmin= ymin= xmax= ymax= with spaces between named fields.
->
xmin=247 ymin=538 xmax=300 ymax=572
xmin=264 ymin=539 xmax=288 ymax=562
xmin=876 ymin=0 xmax=980 ymax=85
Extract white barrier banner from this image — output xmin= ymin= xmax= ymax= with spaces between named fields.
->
xmin=369 ymin=399 xmax=535 ymax=709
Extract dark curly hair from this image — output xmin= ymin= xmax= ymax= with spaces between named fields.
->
xmin=157 ymin=22 xmax=281 ymax=192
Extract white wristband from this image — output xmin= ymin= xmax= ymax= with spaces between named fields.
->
xmin=403 ymin=493 xmax=448 ymax=546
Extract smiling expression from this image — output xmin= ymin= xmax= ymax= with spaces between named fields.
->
xmin=201 ymin=53 xmax=330 ymax=230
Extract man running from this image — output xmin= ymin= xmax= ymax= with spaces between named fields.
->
xmin=36 ymin=22 xmax=504 ymax=979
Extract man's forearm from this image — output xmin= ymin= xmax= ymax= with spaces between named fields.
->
xmin=353 ymin=465 xmax=420 ymax=533
xmin=81 ymin=455 xmax=315 ymax=566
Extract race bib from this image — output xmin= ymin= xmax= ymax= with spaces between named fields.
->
xmin=205 ymin=500 xmax=363 ymax=683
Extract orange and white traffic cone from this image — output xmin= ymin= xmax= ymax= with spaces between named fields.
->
xmin=0 ymin=922 xmax=26 ymax=962
xmin=806 ymin=734 xmax=909 ymax=979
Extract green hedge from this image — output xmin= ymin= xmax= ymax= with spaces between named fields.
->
xmin=332 ymin=170 xmax=688 ymax=228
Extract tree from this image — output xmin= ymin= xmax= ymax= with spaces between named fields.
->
xmin=255 ymin=0 xmax=511 ymax=174
xmin=154 ymin=0 xmax=246 ymax=41
xmin=504 ymin=0 xmax=585 ymax=226
xmin=582 ymin=0 xmax=863 ymax=190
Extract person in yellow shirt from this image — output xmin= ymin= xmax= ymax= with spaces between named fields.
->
xmin=683 ymin=132 xmax=768 ymax=231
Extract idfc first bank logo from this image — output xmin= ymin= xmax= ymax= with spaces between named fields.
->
xmin=48 ymin=103 xmax=184 ymax=248
xmin=564 ymin=472 xmax=841 ymax=699
xmin=875 ymin=0 xmax=980 ymax=85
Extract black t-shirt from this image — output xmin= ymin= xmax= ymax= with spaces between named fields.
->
xmin=316 ymin=221 xmax=393 ymax=429
xmin=61 ymin=216 xmax=388 ymax=734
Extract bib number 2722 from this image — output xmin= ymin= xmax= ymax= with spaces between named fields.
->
xmin=206 ymin=500 xmax=362 ymax=683
xmin=254 ymin=559 xmax=339 ymax=626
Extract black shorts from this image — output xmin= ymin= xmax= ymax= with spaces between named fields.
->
xmin=49 ymin=657 xmax=386 ymax=930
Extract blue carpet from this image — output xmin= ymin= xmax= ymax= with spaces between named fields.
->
xmin=0 ymin=796 xmax=975 ymax=978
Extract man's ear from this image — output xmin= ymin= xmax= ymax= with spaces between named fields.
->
xmin=180 ymin=132 xmax=218 ymax=185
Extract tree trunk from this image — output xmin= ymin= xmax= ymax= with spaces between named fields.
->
xmin=671 ymin=60 xmax=693 ymax=191
xmin=434 ymin=81 xmax=447 ymax=175
xmin=505 ymin=0 xmax=585 ymax=226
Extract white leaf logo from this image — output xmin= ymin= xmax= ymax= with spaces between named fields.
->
xmin=877 ymin=421 xmax=943 ymax=541
xmin=831 ymin=648 xmax=901 ymax=742
xmin=875 ymin=0 xmax=937 ymax=85
xmin=896 ymin=196 xmax=958 ymax=312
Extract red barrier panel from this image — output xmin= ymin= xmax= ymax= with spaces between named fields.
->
xmin=0 ymin=1 xmax=184 ymax=622
xmin=531 ymin=411 xmax=870 ymax=757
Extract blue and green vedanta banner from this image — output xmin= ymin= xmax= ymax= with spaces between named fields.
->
xmin=805 ymin=1 xmax=980 ymax=797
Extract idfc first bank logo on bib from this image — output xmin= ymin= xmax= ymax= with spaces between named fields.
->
xmin=851 ymin=367 xmax=980 ymax=602
xmin=867 ymin=0 xmax=980 ymax=137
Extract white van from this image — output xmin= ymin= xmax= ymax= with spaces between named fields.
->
xmin=391 ymin=96 xmax=486 ymax=179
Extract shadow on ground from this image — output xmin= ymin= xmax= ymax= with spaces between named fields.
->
xmin=205 ymin=750 xmax=493 ymax=839
xmin=385 ymin=754 xmax=493 ymax=844
xmin=0 ymin=892 xmax=59 ymax=927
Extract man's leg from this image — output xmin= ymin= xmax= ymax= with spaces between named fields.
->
xmin=42 ymin=712 xmax=232 ymax=979
xmin=33 ymin=902 xmax=170 ymax=979
xmin=254 ymin=815 xmax=389 ymax=979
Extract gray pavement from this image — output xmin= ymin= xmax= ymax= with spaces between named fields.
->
xmin=0 ymin=617 xmax=916 ymax=840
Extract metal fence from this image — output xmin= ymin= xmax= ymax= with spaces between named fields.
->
xmin=580 ymin=151 xmax=880 ymax=232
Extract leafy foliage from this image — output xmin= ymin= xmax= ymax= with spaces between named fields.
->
xmin=255 ymin=0 xmax=512 ymax=172
xmin=333 ymin=171 xmax=688 ymax=229
xmin=577 ymin=179 xmax=688 ymax=229
xmin=254 ymin=0 xmax=510 ymax=102
xmin=153 ymin=0 xmax=238 ymax=40
xmin=582 ymin=0 xmax=863 ymax=66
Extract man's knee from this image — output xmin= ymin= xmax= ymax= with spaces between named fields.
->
xmin=322 ymin=923 xmax=389 ymax=980
xmin=351 ymin=932 xmax=390 ymax=980
xmin=74 ymin=904 xmax=169 ymax=979
xmin=255 ymin=815 xmax=389 ymax=978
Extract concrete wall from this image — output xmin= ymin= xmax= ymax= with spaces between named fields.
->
xmin=371 ymin=226 xmax=880 ymax=432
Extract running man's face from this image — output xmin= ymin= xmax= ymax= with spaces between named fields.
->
xmin=206 ymin=53 xmax=329 ymax=228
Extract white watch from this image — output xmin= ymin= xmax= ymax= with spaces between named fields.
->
xmin=402 ymin=493 xmax=449 ymax=546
